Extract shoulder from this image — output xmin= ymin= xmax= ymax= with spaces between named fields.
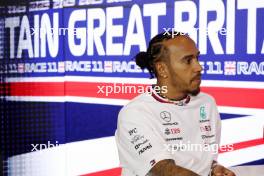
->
xmin=118 ymin=93 xmax=153 ymax=123
xmin=121 ymin=92 xmax=153 ymax=112
xmin=195 ymin=92 xmax=217 ymax=105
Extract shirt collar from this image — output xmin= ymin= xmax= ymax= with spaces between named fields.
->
xmin=149 ymin=86 xmax=191 ymax=106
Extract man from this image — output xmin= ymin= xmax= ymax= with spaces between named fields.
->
xmin=115 ymin=31 xmax=235 ymax=176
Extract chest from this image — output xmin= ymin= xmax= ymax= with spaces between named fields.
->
xmin=152 ymin=107 xmax=217 ymax=145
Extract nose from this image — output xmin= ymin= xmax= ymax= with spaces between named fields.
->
xmin=193 ymin=59 xmax=203 ymax=73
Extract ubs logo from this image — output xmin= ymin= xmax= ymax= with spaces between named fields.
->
xmin=160 ymin=111 xmax=171 ymax=122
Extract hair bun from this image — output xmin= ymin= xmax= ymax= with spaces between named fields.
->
xmin=135 ymin=52 xmax=150 ymax=69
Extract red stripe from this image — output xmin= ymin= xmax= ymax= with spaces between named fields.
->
xmin=201 ymin=87 xmax=264 ymax=108
xmin=80 ymin=138 xmax=264 ymax=176
xmin=1 ymin=82 xmax=264 ymax=108
xmin=80 ymin=167 xmax=121 ymax=176
xmin=219 ymin=138 xmax=264 ymax=153
xmin=1 ymin=82 xmax=65 ymax=96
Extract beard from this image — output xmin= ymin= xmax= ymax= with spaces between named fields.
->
xmin=189 ymin=87 xmax=200 ymax=96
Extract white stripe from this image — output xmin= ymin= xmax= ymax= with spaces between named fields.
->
xmin=5 ymin=76 xmax=155 ymax=84
xmin=65 ymin=96 xmax=129 ymax=106
xmin=221 ymin=115 xmax=264 ymax=145
xmin=3 ymin=96 xmax=129 ymax=106
xmin=6 ymin=76 xmax=65 ymax=82
xmin=8 ymin=137 xmax=120 ymax=176
xmin=201 ymin=80 xmax=264 ymax=89
xmin=229 ymin=165 xmax=264 ymax=176
xmin=64 ymin=76 xmax=156 ymax=84
xmin=66 ymin=137 xmax=119 ymax=175
xmin=8 ymin=144 xmax=67 ymax=176
xmin=4 ymin=96 xmax=66 ymax=102
xmin=218 ymin=144 xmax=264 ymax=167
xmin=4 ymin=76 xmax=264 ymax=89
xmin=7 ymin=136 xmax=264 ymax=176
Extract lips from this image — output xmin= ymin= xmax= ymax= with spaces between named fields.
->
xmin=193 ymin=79 xmax=201 ymax=85
xmin=191 ymin=75 xmax=202 ymax=87
xmin=192 ymin=75 xmax=201 ymax=82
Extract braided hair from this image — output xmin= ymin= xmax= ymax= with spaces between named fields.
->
xmin=135 ymin=31 xmax=184 ymax=78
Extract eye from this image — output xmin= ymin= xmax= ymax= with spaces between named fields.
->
xmin=182 ymin=54 xmax=200 ymax=65
xmin=184 ymin=56 xmax=193 ymax=64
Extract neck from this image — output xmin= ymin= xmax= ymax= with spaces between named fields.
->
xmin=156 ymin=80 xmax=187 ymax=101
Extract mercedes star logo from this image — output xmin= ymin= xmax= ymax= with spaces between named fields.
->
xmin=160 ymin=111 xmax=171 ymax=122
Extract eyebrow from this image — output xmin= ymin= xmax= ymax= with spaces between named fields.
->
xmin=181 ymin=51 xmax=200 ymax=60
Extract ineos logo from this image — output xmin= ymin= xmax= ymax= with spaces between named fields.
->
xmin=160 ymin=111 xmax=171 ymax=122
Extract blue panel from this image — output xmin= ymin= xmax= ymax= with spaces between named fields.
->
xmin=236 ymin=159 xmax=264 ymax=166
xmin=220 ymin=113 xmax=249 ymax=120
xmin=65 ymin=102 xmax=121 ymax=142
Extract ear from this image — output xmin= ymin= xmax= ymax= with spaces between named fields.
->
xmin=155 ymin=61 xmax=169 ymax=79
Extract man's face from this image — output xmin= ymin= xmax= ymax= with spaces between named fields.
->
xmin=164 ymin=36 xmax=202 ymax=96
